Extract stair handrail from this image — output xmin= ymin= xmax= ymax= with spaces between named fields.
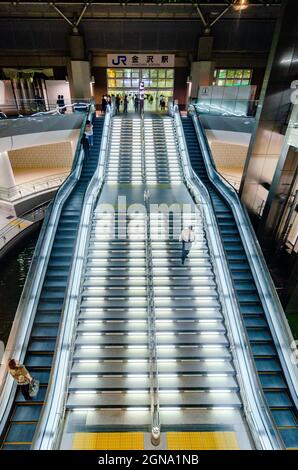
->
xmin=190 ymin=104 xmax=298 ymax=415
xmin=144 ymin=189 xmax=161 ymax=446
xmin=0 ymin=105 xmax=91 ymax=439
xmin=31 ymin=105 xmax=114 ymax=449
xmin=173 ymin=104 xmax=284 ymax=450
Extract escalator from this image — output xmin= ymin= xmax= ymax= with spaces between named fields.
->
xmin=0 ymin=116 xmax=104 ymax=450
xmin=181 ymin=114 xmax=298 ymax=449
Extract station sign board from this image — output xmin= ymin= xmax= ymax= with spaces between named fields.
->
xmin=107 ymin=54 xmax=175 ymax=68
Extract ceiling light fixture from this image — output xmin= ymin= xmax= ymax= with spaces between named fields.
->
xmin=233 ymin=0 xmax=249 ymax=11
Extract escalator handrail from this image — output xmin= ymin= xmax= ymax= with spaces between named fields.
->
xmin=0 ymin=106 xmax=91 ymax=437
xmin=173 ymin=105 xmax=284 ymax=450
xmin=32 ymin=105 xmax=113 ymax=449
xmin=189 ymin=105 xmax=298 ymax=415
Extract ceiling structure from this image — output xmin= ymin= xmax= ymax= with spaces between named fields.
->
xmin=0 ymin=1 xmax=282 ymax=23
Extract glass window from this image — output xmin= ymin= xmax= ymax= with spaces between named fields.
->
xmin=115 ymin=71 xmax=123 ymax=78
xmin=132 ymin=70 xmax=139 ymax=78
xmin=124 ymin=69 xmax=131 ymax=78
xmin=218 ymin=69 xmax=226 ymax=79
xmin=165 ymin=79 xmax=174 ymax=88
xmin=116 ymin=79 xmax=123 ymax=87
xmin=150 ymin=69 xmax=158 ymax=78
xmin=214 ymin=68 xmax=252 ymax=86
xmin=166 ymin=69 xmax=174 ymax=78
xmin=123 ymin=79 xmax=131 ymax=87
xmin=132 ymin=79 xmax=139 ymax=88
xmin=158 ymin=69 xmax=166 ymax=78
xmin=158 ymin=80 xmax=166 ymax=88
xmin=142 ymin=70 xmax=149 ymax=79
xmin=108 ymin=79 xmax=116 ymax=88
xmin=107 ymin=69 xmax=116 ymax=78
xmin=150 ymin=79 xmax=158 ymax=88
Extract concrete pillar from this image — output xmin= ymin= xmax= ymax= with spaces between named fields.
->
xmin=69 ymin=61 xmax=92 ymax=100
xmin=197 ymin=35 xmax=214 ymax=61
xmin=190 ymin=61 xmax=215 ymax=99
xmin=69 ymin=33 xmax=86 ymax=61
xmin=190 ymin=35 xmax=215 ymax=99
xmin=0 ymin=152 xmax=16 ymax=188
xmin=239 ymin=0 xmax=298 ymax=235
xmin=68 ymin=33 xmax=91 ymax=100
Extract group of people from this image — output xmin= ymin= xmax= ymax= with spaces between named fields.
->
xmin=111 ymin=93 xmax=167 ymax=114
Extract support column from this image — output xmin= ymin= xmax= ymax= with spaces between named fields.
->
xmin=239 ymin=0 xmax=298 ymax=240
xmin=0 ymin=152 xmax=15 ymax=188
xmin=68 ymin=33 xmax=91 ymax=100
xmin=190 ymin=35 xmax=215 ymax=99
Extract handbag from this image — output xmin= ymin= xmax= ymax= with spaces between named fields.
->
xmin=29 ymin=378 xmax=40 ymax=398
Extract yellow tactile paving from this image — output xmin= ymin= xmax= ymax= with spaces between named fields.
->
xmin=9 ymin=219 xmax=31 ymax=229
xmin=72 ymin=432 xmax=144 ymax=450
xmin=167 ymin=432 xmax=239 ymax=450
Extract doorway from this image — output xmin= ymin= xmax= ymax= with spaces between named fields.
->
xmin=107 ymin=68 xmax=174 ymax=112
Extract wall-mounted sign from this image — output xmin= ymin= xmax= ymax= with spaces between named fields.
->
xmin=107 ymin=54 xmax=175 ymax=68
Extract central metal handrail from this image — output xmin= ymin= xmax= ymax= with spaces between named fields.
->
xmin=144 ymin=189 xmax=160 ymax=446
xmin=172 ymin=104 xmax=284 ymax=450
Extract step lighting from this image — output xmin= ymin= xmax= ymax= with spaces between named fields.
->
xmin=161 ymin=407 xmax=181 ymax=411
xmin=209 ymin=390 xmax=232 ymax=394
xmin=82 ymin=320 xmax=103 ymax=324
xmin=73 ymin=408 xmax=96 ymax=412
xmin=78 ymin=375 xmax=99 ymax=378
xmin=127 ymin=359 xmax=147 ymax=363
xmin=80 ymin=345 xmax=101 ymax=349
xmin=212 ymin=407 xmax=235 ymax=411
xmin=74 ymin=390 xmax=97 ymax=394
xmin=79 ymin=359 xmax=100 ymax=363
xmin=127 ymin=320 xmax=147 ymax=324
xmin=127 ymin=374 xmax=148 ymax=378
xmin=126 ymin=390 xmax=148 ymax=394
xmin=126 ymin=407 xmax=149 ymax=411
xmin=207 ymin=373 xmax=228 ymax=377
xmin=157 ymin=359 xmax=177 ymax=363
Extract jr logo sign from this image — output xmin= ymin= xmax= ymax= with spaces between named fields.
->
xmin=111 ymin=55 xmax=127 ymax=66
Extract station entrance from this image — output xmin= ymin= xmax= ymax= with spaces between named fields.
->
xmin=107 ymin=68 xmax=174 ymax=112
